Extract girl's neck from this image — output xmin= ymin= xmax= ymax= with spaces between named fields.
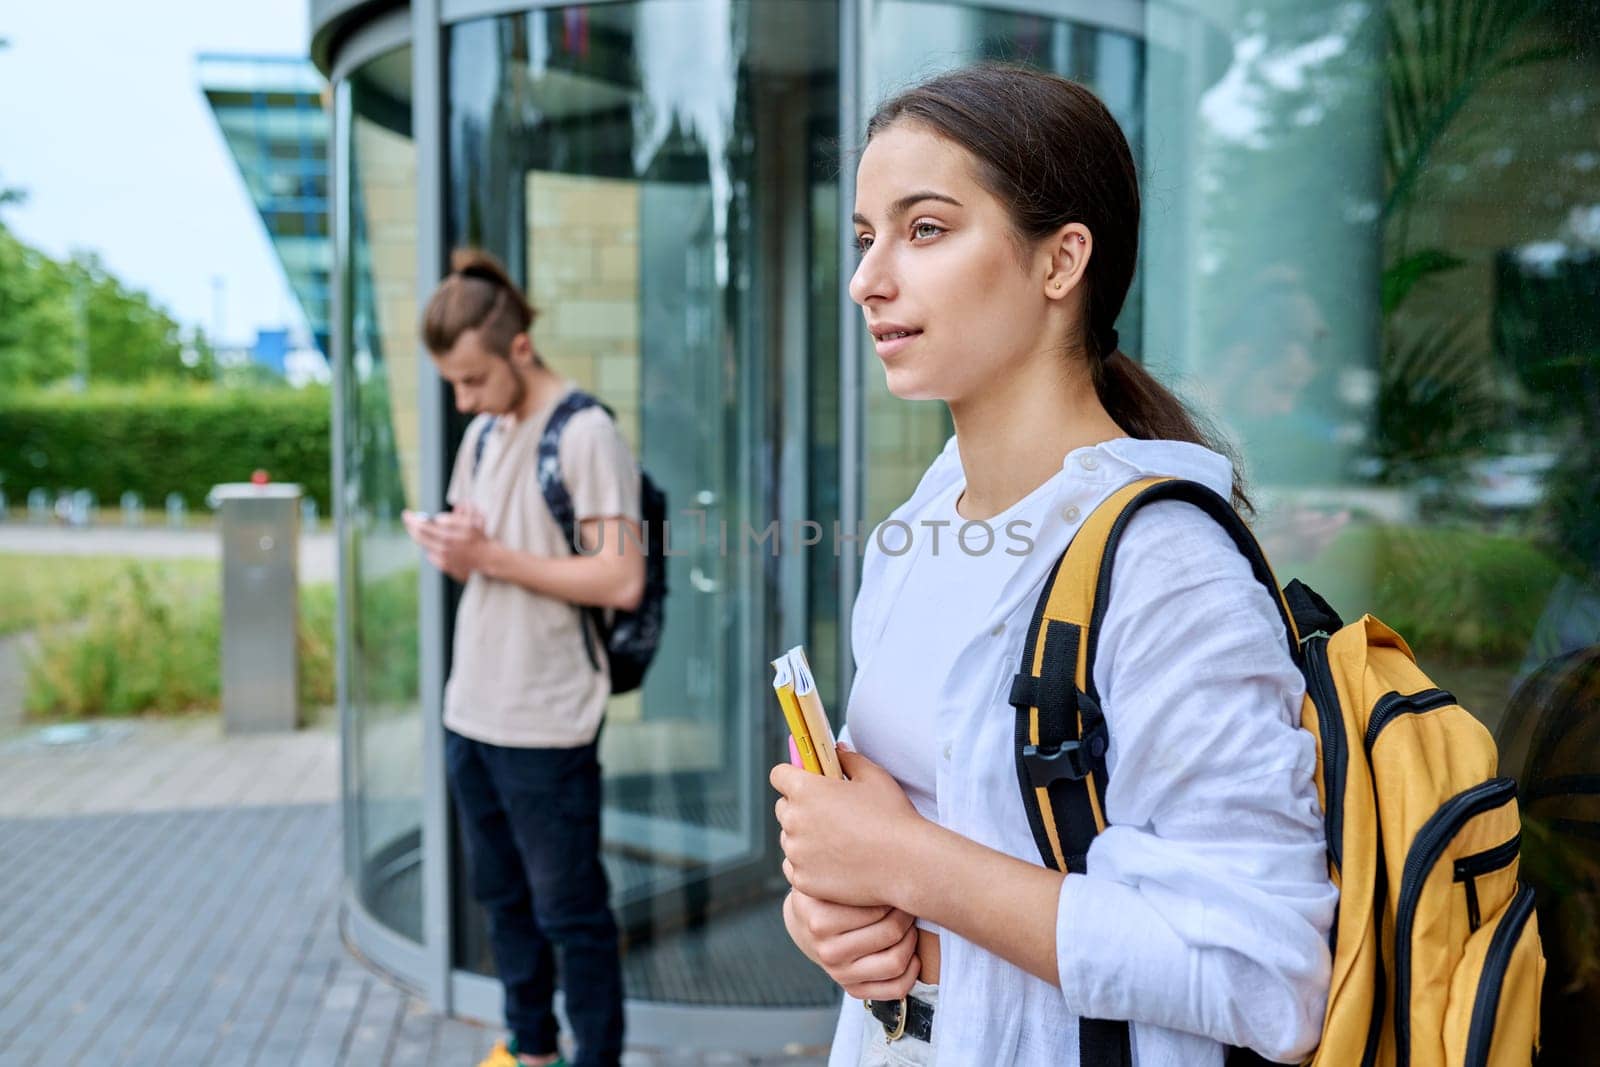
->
xmin=949 ymin=348 xmax=1124 ymax=522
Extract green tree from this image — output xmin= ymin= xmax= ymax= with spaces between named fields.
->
xmin=63 ymin=251 xmax=193 ymax=383
xmin=0 ymin=223 xmax=76 ymax=386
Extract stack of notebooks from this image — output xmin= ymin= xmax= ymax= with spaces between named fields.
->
xmin=770 ymin=645 xmax=843 ymax=779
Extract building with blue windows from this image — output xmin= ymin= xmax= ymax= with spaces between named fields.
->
xmin=199 ymin=52 xmax=332 ymax=356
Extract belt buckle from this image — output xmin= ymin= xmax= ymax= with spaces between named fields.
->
xmin=864 ymin=995 xmax=909 ymax=1042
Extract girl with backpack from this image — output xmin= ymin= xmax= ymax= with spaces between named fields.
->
xmin=770 ymin=65 xmax=1337 ymax=1066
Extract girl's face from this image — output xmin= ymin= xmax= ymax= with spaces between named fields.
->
xmin=849 ymin=121 xmax=1060 ymax=403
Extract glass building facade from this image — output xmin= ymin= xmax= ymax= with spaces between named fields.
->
xmin=200 ymin=53 xmax=334 ymax=354
xmin=313 ymin=0 xmax=1600 ymax=1056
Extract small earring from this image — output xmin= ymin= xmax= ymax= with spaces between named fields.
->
xmin=1077 ymin=235 xmax=1086 ymax=243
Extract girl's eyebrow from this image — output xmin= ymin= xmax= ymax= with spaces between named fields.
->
xmin=852 ymin=191 xmax=964 ymax=227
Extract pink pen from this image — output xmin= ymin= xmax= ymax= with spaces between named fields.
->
xmin=788 ymin=736 xmax=803 ymax=768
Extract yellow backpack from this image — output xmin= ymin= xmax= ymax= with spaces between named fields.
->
xmin=1009 ymin=477 xmax=1546 ymax=1067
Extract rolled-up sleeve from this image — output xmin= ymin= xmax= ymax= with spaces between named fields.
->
xmin=1054 ymin=501 xmax=1336 ymax=1062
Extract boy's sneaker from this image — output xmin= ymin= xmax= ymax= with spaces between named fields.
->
xmin=477 ymin=1038 xmax=566 ymax=1067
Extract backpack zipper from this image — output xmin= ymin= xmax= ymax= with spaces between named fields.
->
xmin=1464 ymin=883 xmax=1538 ymax=1067
xmin=1302 ymin=635 xmax=1346 ymax=872
xmin=1454 ymin=833 xmax=1521 ymax=932
xmin=1393 ymin=777 xmax=1518 ymax=1067
xmin=1364 ymin=687 xmax=1457 ymax=750
xmin=1302 ymin=633 xmax=1388 ymax=1065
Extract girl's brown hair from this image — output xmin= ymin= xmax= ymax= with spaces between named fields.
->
xmin=422 ymin=248 xmax=538 ymax=359
xmin=867 ymin=64 xmax=1250 ymax=510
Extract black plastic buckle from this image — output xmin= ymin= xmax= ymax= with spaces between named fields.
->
xmin=1022 ymin=697 xmax=1108 ymax=788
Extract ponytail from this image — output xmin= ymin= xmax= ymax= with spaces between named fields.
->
xmin=422 ymin=248 xmax=537 ymax=358
xmin=1094 ymin=351 xmax=1253 ymax=514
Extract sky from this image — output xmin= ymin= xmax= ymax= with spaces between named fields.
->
xmin=0 ymin=1 xmax=313 ymax=345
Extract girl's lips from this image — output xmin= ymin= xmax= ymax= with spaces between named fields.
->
xmin=873 ymin=329 xmax=922 ymax=358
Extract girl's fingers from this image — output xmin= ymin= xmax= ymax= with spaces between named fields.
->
xmin=824 ymin=917 xmax=918 ymax=983
xmin=798 ymin=897 xmax=896 ymax=941
xmin=840 ymin=945 xmax=920 ymax=1001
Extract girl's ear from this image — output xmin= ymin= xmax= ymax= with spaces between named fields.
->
xmin=1043 ymin=223 xmax=1092 ymax=302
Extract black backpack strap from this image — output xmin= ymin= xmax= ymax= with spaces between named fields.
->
xmin=537 ymin=389 xmax=610 ymax=673
xmin=471 ymin=415 xmax=498 ymax=476
xmin=1012 ymin=477 xmax=1299 ymax=1067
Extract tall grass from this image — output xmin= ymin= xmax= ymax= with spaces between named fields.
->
xmin=22 ymin=562 xmax=341 ymax=718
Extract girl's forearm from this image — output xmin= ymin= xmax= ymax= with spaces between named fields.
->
xmin=890 ymin=818 xmax=1066 ymax=986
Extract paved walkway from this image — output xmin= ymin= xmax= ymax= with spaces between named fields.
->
xmin=0 ymin=717 xmax=830 ymax=1066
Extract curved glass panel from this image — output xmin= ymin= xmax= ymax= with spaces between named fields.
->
xmin=1147 ymin=4 xmax=1600 ymax=1054
xmin=338 ymin=44 xmax=424 ymax=942
xmin=859 ymin=1 xmax=1146 ymax=525
xmin=445 ymin=1 xmax=839 ymax=1008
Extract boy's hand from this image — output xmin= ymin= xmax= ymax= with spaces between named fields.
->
xmin=404 ymin=507 xmax=491 ymax=580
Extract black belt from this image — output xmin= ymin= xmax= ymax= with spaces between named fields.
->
xmin=865 ymin=994 xmax=935 ymax=1043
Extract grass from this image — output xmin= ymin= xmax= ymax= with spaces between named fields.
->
xmin=0 ymin=553 xmax=215 ymax=637
xmin=7 ymin=552 xmax=344 ymax=719
xmin=13 ymin=552 xmax=417 ymax=720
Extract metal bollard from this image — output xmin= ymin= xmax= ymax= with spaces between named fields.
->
xmin=28 ymin=489 xmax=50 ymax=524
xmin=121 ymin=491 xmax=144 ymax=527
xmin=213 ymin=482 xmax=302 ymax=733
xmin=300 ymin=496 xmax=319 ymax=532
xmin=166 ymin=493 xmax=187 ymax=529
xmin=71 ymin=490 xmax=95 ymax=527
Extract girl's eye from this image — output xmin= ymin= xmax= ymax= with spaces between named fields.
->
xmin=912 ymin=221 xmax=945 ymax=240
xmin=855 ymin=233 xmax=874 ymax=255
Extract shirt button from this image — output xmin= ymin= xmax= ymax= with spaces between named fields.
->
xmin=1078 ymin=454 xmax=1100 ymax=472
xmin=943 ymin=742 xmax=953 ymax=761
xmin=1062 ymin=505 xmax=1081 ymax=523
xmin=990 ymin=622 xmax=1005 ymax=636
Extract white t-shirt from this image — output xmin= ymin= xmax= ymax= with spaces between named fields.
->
xmin=844 ymin=468 xmax=1069 ymax=934
xmin=832 ymin=435 xmax=1335 ymax=1066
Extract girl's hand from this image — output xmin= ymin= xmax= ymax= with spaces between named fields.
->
xmin=783 ymin=890 xmax=920 ymax=1001
xmin=784 ymin=895 xmax=921 ymax=1004
xmin=770 ymin=748 xmax=925 ymax=909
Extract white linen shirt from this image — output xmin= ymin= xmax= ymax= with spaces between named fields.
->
xmin=828 ymin=436 xmax=1336 ymax=1066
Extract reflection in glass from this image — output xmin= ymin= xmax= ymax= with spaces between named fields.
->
xmin=339 ymin=46 xmax=424 ymax=942
xmin=1154 ymin=3 xmax=1598 ymax=1055
xmin=859 ymin=2 xmax=1145 ymax=525
xmin=446 ymin=1 xmax=839 ymax=1007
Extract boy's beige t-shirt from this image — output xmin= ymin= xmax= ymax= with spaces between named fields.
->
xmin=443 ymin=382 xmax=641 ymax=748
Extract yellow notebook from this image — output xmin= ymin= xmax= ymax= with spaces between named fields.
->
xmin=771 ymin=655 xmax=821 ymax=774
xmin=771 ymin=645 xmax=843 ymax=779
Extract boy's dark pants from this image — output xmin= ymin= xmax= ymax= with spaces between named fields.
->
xmin=445 ymin=729 xmax=624 ymax=1067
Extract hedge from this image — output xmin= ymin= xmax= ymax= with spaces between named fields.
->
xmin=0 ymin=384 xmax=332 ymax=513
